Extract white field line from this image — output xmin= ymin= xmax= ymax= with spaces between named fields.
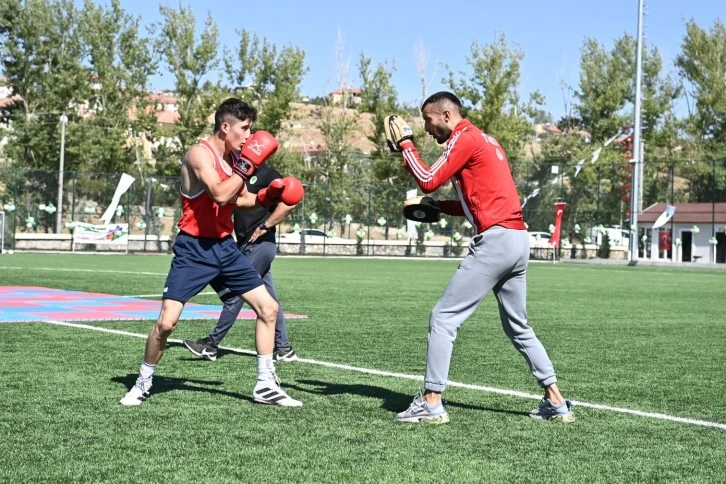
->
xmin=40 ymin=319 xmax=726 ymax=431
xmin=0 ymin=266 xmax=168 ymax=276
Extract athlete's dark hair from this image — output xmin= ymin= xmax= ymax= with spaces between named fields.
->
xmin=421 ymin=91 xmax=463 ymax=115
xmin=214 ymin=98 xmax=257 ymax=132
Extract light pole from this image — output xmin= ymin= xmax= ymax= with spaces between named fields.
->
xmin=629 ymin=0 xmax=645 ymax=262
xmin=56 ymin=113 xmax=68 ymax=233
xmin=300 ymin=183 xmax=308 ymax=255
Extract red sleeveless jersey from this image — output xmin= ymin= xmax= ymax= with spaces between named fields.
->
xmin=177 ymin=140 xmax=235 ymax=238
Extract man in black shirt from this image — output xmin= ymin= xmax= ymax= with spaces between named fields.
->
xmin=183 ymin=164 xmax=299 ymax=362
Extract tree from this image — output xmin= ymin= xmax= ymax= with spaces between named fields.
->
xmin=445 ymin=33 xmax=543 ymax=158
xmin=358 ymin=54 xmax=398 ymax=153
xmin=575 ymin=34 xmax=679 ymax=146
xmin=356 ymin=53 xmax=410 ymax=196
xmin=357 ymin=54 xmax=405 ymax=235
xmin=413 ymin=38 xmax=438 ymax=108
xmin=676 ymin=19 xmax=726 ymax=148
xmin=0 ymin=0 xmax=86 ymax=169
xmin=74 ymin=0 xmax=157 ymax=174
xmin=302 ymin=32 xmax=370 ymax=235
xmin=152 ymin=3 xmax=223 ymax=173
xmin=568 ymin=33 xmax=684 ymax=230
xmin=223 ymin=29 xmax=308 ymax=136
xmin=532 ymin=109 xmax=554 ymax=126
xmin=574 ymin=36 xmax=632 ymax=143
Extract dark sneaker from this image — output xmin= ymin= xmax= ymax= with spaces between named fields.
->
xmin=529 ymin=398 xmax=575 ymax=423
xmin=395 ymin=390 xmax=450 ymax=424
xmin=183 ymin=337 xmax=218 ymax=361
xmin=273 ymin=347 xmax=298 ymax=362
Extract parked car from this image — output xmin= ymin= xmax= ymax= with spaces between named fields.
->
xmin=528 ymin=231 xmax=552 ymax=247
xmin=587 ymin=227 xmax=630 ymax=246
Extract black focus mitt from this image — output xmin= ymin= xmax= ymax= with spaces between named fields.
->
xmin=403 ymin=196 xmax=440 ymax=223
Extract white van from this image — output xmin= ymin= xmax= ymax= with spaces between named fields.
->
xmin=588 ymin=227 xmax=630 ymax=247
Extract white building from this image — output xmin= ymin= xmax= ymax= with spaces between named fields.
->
xmin=639 ymin=203 xmax=726 ymax=264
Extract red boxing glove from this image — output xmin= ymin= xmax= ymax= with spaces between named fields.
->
xmin=257 ymin=177 xmax=305 ymax=207
xmin=231 ymin=130 xmax=279 ymax=180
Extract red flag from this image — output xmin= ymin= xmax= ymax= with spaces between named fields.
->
xmin=549 ymin=202 xmax=566 ymax=248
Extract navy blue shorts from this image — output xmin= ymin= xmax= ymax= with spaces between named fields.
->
xmin=163 ymin=232 xmax=263 ymax=303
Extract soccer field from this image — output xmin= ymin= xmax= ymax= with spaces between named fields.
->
xmin=1 ymin=254 xmax=725 ymax=482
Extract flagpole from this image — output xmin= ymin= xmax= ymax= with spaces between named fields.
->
xmin=629 ymin=0 xmax=645 ymax=263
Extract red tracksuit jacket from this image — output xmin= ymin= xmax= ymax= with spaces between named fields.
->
xmin=401 ymin=119 xmax=526 ymax=234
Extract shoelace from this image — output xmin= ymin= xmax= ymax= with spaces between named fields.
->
xmin=136 ymin=375 xmax=152 ymax=393
xmin=259 ymin=371 xmax=282 ymax=386
xmin=405 ymin=396 xmax=426 ymax=413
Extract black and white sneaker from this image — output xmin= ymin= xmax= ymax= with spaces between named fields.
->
xmin=273 ymin=347 xmax=298 ymax=362
xmin=183 ymin=337 xmax=218 ymax=361
xmin=253 ymin=374 xmax=302 ymax=407
xmin=120 ymin=375 xmax=152 ymax=406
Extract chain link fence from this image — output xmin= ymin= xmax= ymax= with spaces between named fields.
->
xmin=1 ymin=158 xmax=724 ymax=258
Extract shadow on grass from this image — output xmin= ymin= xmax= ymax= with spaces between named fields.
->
xmin=286 ymin=379 xmax=530 ymax=417
xmin=112 ymin=374 xmax=254 ymax=403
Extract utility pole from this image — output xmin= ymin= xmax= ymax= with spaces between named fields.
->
xmin=56 ymin=113 xmax=68 ymax=233
xmin=629 ymin=0 xmax=645 ymax=262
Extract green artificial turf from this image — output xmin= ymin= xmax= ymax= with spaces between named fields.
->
xmin=1 ymin=254 xmax=724 ymax=482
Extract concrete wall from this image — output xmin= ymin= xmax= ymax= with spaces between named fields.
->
xmin=11 ymin=233 xmax=173 ymax=253
xmin=7 ymin=233 xmax=632 ymax=261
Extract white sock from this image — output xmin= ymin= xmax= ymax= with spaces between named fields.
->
xmin=257 ymin=354 xmax=274 ymax=378
xmin=140 ymin=362 xmax=156 ymax=379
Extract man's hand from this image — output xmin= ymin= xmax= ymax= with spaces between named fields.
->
xmin=384 ymin=115 xmax=414 ymax=152
xmin=231 ymin=130 xmax=279 ymax=179
xmin=248 ymin=226 xmax=267 ymax=244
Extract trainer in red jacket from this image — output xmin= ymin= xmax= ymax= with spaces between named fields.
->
xmin=398 ymin=107 xmax=526 ymax=234
xmin=386 ymin=91 xmax=574 ymax=426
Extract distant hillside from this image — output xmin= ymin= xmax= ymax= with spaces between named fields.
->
xmin=276 ymin=102 xmax=423 ymax=154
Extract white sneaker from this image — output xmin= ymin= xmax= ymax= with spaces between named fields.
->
xmin=120 ymin=375 xmax=152 ymax=406
xmin=252 ymin=374 xmax=302 ymax=407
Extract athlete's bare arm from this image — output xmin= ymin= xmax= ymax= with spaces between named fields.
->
xmin=181 ymin=145 xmax=244 ymax=204
xmin=235 ymin=190 xmax=261 ymax=208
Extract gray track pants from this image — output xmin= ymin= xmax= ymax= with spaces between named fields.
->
xmin=424 ymin=226 xmax=557 ymax=392
xmin=208 ymin=240 xmax=291 ymax=349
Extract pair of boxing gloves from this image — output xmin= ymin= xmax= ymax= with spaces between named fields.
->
xmin=230 ymin=130 xmax=304 ymax=207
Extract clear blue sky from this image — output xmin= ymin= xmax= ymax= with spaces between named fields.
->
xmin=85 ymin=0 xmax=722 ymax=120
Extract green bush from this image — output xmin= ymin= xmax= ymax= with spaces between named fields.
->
xmin=597 ymin=232 xmax=611 ymax=259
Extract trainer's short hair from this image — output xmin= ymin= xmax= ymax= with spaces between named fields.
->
xmin=421 ymin=91 xmax=463 ymax=114
xmin=214 ymin=98 xmax=257 ymax=132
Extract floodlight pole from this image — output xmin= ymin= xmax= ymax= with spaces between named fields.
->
xmin=629 ymin=0 xmax=645 ymax=262
xmin=56 ymin=113 xmax=68 ymax=233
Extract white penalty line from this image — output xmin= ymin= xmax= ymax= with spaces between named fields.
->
xmin=42 ymin=319 xmax=726 ymax=431
xmin=0 ymin=266 xmax=168 ymax=276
